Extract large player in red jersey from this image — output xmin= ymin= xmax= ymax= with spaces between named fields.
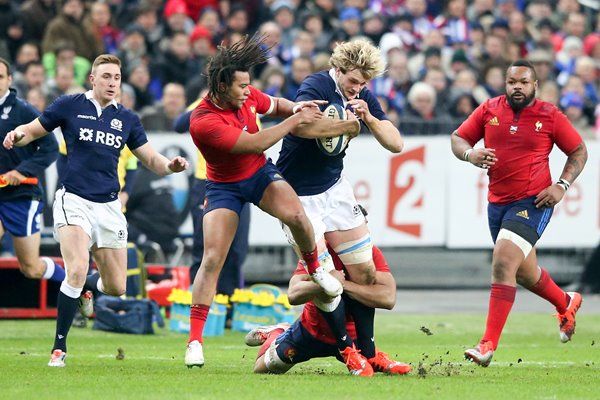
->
xmin=451 ymin=60 xmax=588 ymax=367
xmin=244 ymin=245 xmax=411 ymax=376
xmin=184 ymin=35 xmax=354 ymax=368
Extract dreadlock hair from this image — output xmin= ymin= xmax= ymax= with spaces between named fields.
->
xmin=206 ymin=33 xmax=271 ymax=103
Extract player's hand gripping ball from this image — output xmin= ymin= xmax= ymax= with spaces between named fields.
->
xmin=315 ymin=103 xmax=351 ymax=157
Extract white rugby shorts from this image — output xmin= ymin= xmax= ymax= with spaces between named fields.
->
xmin=283 ymin=176 xmax=365 ymax=245
xmin=53 ymin=188 xmax=128 ymax=249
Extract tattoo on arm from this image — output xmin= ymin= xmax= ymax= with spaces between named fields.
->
xmin=562 ymin=143 xmax=588 ymax=183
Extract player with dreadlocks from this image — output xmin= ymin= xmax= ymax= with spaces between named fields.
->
xmin=184 ymin=34 xmax=350 ymax=368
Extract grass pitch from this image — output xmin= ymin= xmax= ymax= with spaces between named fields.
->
xmin=1 ymin=313 xmax=598 ymax=400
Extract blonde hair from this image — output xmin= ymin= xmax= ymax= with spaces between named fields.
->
xmin=91 ymin=54 xmax=121 ymax=74
xmin=329 ymin=39 xmax=385 ymax=80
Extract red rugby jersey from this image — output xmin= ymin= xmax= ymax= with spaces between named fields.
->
xmin=189 ymin=86 xmax=273 ymax=182
xmin=295 ymin=246 xmax=391 ymax=346
xmin=457 ymin=96 xmax=582 ymax=204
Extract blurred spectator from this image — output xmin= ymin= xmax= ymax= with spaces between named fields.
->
xmin=0 ymin=0 xmax=25 ymax=61
xmin=507 ymin=10 xmax=532 ymax=57
xmin=198 ymin=6 xmax=223 ymax=43
xmin=140 ymin=82 xmax=186 ymax=132
xmin=46 ymin=63 xmax=85 ymax=103
xmin=26 ymin=86 xmax=47 ymax=112
xmin=270 ymin=0 xmax=299 ymax=50
xmin=481 ymin=63 xmax=505 ymax=99
xmin=284 ymin=55 xmax=313 ymax=101
xmin=19 ymin=0 xmax=57 ymax=44
xmin=13 ymin=60 xmax=46 ymax=98
xmin=133 ymin=3 xmax=163 ymax=57
xmin=433 ymin=0 xmax=469 ymax=46
xmin=116 ymin=25 xmax=150 ymax=82
xmin=404 ymin=0 xmax=435 ymax=49
xmin=119 ymin=83 xmax=136 ymax=111
xmin=555 ymin=36 xmax=584 ymax=86
xmin=154 ymin=31 xmax=196 ymax=87
xmin=559 ymin=92 xmax=594 ymax=140
xmin=525 ymin=0 xmax=554 ymax=27
xmin=214 ymin=3 xmax=250 ymax=44
xmin=450 ymin=68 xmax=488 ymax=105
xmin=448 ymin=90 xmax=478 ymax=127
xmin=254 ymin=21 xmax=285 ymax=78
xmin=88 ymin=0 xmax=123 ymax=55
xmin=361 ymin=10 xmax=387 ymax=45
xmin=490 ymin=18 xmax=510 ymax=39
xmin=161 ymin=0 xmax=195 ymax=40
xmin=334 ymin=7 xmax=363 ymax=42
xmin=400 ymin=81 xmax=453 ymax=135
xmin=12 ymin=41 xmax=41 ymax=84
xmin=422 ymin=65 xmax=449 ymax=114
xmin=185 ymin=25 xmax=214 ymax=103
xmin=42 ymin=40 xmax=91 ymax=88
xmin=42 ymin=0 xmax=100 ymax=62
xmin=531 ymin=18 xmax=557 ymax=50
xmin=537 ymin=80 xmax=560 ymax=105
xmin=257 ymin=65 xmax=287 ymax=99
xmin=574 ymin=56 xmax=599 ymax=110
xmin=288 ymin=30 xmax=317 ymax=62
xmin=552 ymin=12 xmax=587 ymax=51
xmin=301 ymin=12 xmax=333 ymax=53
xmin=126 ymin=60 xmax=155 ymax=111
xmin=480 ymin=34 xmax=509 ymax=70
xmin=526 ymin=48 xmax=556 ymax=84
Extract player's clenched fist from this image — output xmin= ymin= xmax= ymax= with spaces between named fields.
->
xmin=166 ymin=156 xmax=189 ymax=174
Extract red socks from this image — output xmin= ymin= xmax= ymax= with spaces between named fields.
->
xmin=482 ymin=284 xmax=516 ymax=349
xmin=300 ymin=247 xmax=320 ymax=274
xmin=527 ymin=268 xmax=568 ymax=314
xmin=189 ymin=304 xmax=210 ymax=344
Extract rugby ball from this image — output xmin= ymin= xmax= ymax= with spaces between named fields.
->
xmin=315 ymin=103 xmax=350 ymax=157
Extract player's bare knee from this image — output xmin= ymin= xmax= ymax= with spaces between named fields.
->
xmin=102 ymin=283 xmax=126 ymax=297
xmin=281 ymin=208 xmax=307 ymax=230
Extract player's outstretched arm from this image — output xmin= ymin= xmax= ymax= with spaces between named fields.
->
xmin=131 ymin=142 xmax=189 ymax=176
xmin=231 ymin=107 xmax=323 ymax=154
xmin=2 ymin=118 xmax=48 ymax=149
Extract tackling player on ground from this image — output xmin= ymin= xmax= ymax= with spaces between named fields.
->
xmin=451 ymin=60 xmax=587 ymax=367
xmin=3 ymin=54 xmax=188 ymax=367
xmin=244 ymin=243 xmax=411 ymax=377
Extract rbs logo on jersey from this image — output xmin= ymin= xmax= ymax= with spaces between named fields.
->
xmin=78 ymin=127 xmax=123 ymax=148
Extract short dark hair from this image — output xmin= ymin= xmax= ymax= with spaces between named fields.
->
xmin=508 ymin=60 xmax=537 ymax=81
xmin=0 ymin=57 xmax=11 ymax=76
xmin=206 ymin=33 xmax=271 ymax=102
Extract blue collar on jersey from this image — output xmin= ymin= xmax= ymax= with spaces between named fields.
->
xmin=84 ymin=90 xmax=118 ymax=117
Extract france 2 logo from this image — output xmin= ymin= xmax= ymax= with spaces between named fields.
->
xmin=110 ymin=118 xmax=123 ymax=131
xmin=387 ymin=146 xmax=425 ymax=237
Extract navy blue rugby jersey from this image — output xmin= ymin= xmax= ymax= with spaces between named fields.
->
xmin=276 ymin=70 xmax=386 ymax=196
xmin=38 ymin=91 xmax=148 ymax=202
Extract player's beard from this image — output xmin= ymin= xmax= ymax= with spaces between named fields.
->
xmin=507 ymin=89 xmax=536 ymax=111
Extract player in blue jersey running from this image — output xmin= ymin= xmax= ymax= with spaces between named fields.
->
xmin=0 ymin=58 xmax=65 ymax=286
xmin=276 ymin=40 xmax=404 ymax=362
xmin=3 ymin=54 xmax=189 ymax=367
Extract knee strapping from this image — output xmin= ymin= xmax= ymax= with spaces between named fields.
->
xmin=497 ymin=228 xmax=532 ymax=258
xmin=333 ymin=234 xmax=373 ymax=265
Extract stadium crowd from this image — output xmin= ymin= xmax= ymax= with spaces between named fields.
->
xmin=0 ymin=0 xmax=598 ymax=139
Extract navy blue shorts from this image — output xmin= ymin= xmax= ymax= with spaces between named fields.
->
xmin=0 ymin=198 xmax=44 ymax=237
xmin=488 ymin=196 xmax=553 ymax=246
xmin=275 ymin=320 xmax=342 ymax=365
xmin=204 ymin=160 xmax=285 ymax=216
